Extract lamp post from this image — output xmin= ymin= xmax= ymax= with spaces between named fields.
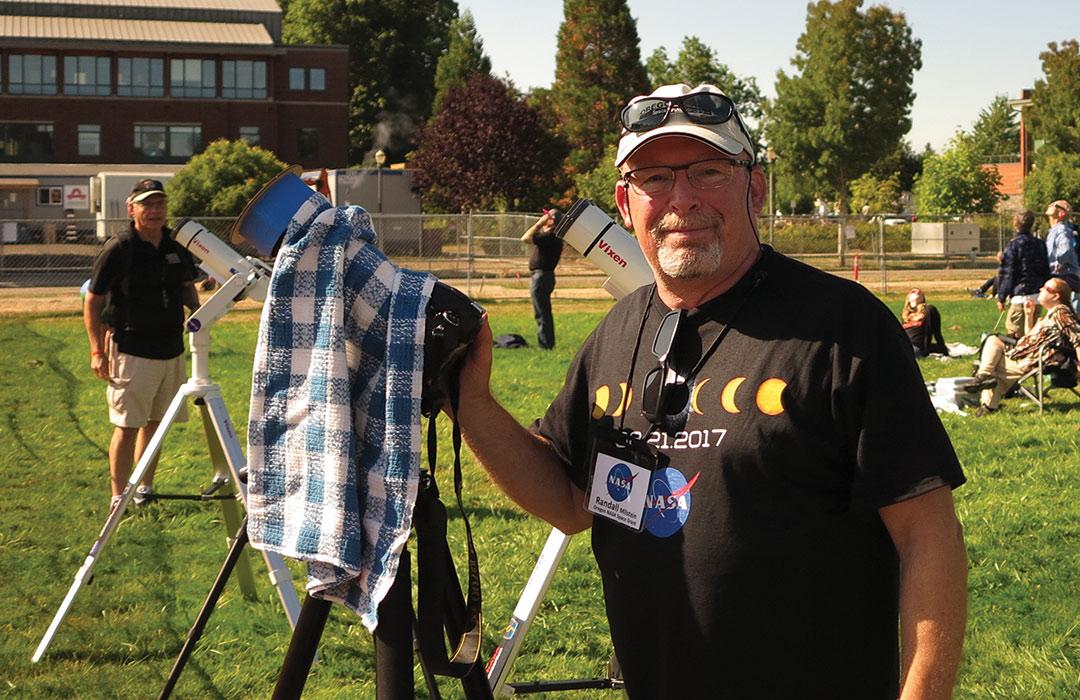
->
xmin=374 ymin=149 xmax=386 ymax=214
xmin=765 ymin=146 xmax=777 ymax=245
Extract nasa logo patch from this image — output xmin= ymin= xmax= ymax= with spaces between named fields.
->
xmin=644 ymin=468 xmax=698 ymax=538
xmin=605 ymin=463 xmax=635 ymax=502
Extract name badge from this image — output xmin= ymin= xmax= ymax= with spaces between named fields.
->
xmin=584 ymin=426 xmax=664 ymax=532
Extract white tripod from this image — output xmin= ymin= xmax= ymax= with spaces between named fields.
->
xmin=33 ymin=256 xmax=302 ymax=662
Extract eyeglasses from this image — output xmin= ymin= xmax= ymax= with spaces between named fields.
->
xmin=641 ymin=310 xmax=689 ymax=424
xmin=621 ymin=91 xmax=737 ymax=133
xmin=622 ymin=158 xmax=752 ymax=195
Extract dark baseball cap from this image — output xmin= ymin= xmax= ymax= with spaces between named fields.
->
xmin=128 ymin=178 xmax=167 ymax=204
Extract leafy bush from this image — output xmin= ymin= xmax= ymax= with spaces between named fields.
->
xmin=166 ymin=139 xmax=287 ymax=217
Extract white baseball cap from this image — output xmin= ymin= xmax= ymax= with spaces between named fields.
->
xmin=615 ymin=83 xmax=756 ymax=167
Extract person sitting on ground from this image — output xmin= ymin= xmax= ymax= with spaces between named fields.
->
xmin=970 ymin=277 xmax=1080 ymax=416
xmin=996 ymin=210 xmax=1050 ymax=337
xmin=901 ymin=287 xmax=948 ymax=356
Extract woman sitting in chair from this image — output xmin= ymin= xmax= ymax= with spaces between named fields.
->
xmin=971 ymin=277 xmax=1080 ymax=415
xmin=901 ymin=288 xmax=948 ymax=357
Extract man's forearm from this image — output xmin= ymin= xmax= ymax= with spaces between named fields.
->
xmin=458 ymin=397 xmax=590 ymax=534
xmin=885 ymin=490 xmax=968 ymax=700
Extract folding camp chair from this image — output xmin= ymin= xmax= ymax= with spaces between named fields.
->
xmin=1015 ymin=342 xmax=1080 ymax=412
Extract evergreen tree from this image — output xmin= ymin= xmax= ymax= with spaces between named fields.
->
xmin=411 ymin=74 xmax=565 ymax=212
xmin=644 ymin=36 xmax=764 ymax=122
xmin=283 ymin=0 xmax=458 ymax=164
xmin=767 ymin=0 xmax=922 ymax=209
xmin=552 ymin=0 xmax=649 ymax=181
xmin=968 ymin=95 xmax=1020 ymax=162
xmin=433 ymin=10 xmax=492 ymax=111
xmin=1029 ymin=40 xmax=1080 ymax=154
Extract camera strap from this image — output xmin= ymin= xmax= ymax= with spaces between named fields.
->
xmin=414 ymin=375 xmax=483 ymax=678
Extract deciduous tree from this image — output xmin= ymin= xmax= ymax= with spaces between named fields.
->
xmin=848 ymin=172 xmax=902 ymax=214
xmin=912 ymin=135 xmax=1003 ymax=215
xmin=1023 ymin=150 xmax=1080 ymax=212
xmin=166 ymin=139 xmax=286 ymax=217
xmin=767 ymin=0 xmax=922 ymax=209
xmin=411 ymin=75 xmax=565 ymax=212
xmin=1028 ymin=40 xmax=1080 ymax=154
xmin=552 ymin=0 xmax=649 ymax=180
xmin=283 ymin=0 xmax=457 ymax=164
xmin=433 ymin=10 xmax=492 ymax=111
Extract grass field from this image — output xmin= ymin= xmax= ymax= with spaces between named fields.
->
xmin=0 ymin=293 xmax=1077 ymax=698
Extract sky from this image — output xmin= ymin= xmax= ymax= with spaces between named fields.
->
xmin=460 ymin=0 xmax=1076 ymax=152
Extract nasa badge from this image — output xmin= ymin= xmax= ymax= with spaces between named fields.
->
xmin=586 ymin=451 xmax=652 ymax=531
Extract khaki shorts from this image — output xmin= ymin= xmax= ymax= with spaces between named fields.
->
xmin=107 ymin=338 xmax=188 ymax=428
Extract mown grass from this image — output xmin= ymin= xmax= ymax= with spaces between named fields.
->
xmin=0 ymin=292 xmax=1077 ymax=698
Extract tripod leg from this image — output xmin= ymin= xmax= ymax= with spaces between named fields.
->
xmin=202 ymin=392 xmax=303 ymax=628
xmin=32 ymin=387 xmax=190 ymax=662
xmin=375 ymin=549 xmax=415 ymax=700
xmin=485 ymin=528 xmax=571 ymax=693
xmin=271 ymin=596 xmax=333 ymax=700
xmin=159 ymin=519 xmax=250 ymax=700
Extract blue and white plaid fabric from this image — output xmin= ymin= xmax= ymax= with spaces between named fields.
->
xmin=246 ymin=192 xmax=434 ymax=631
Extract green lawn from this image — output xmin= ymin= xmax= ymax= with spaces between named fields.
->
xmin=0 ymin=294 xmax=1077 ymax=698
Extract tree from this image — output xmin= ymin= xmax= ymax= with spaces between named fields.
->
xmin=767 ymin=0 xmax=922 ymax=209
xmin=411 ymin=74 xmax=565 ymax=212
xmin=552 ymin=0 xmax=649 ymax=180
xmin=1023 ymin=150 xmax=1080 ymax=212
xmin=166 ymin=139 xmax=286 ymax=216
xmin=968 ymin=95 xmax=1020 ymax=162
xmin=848 ymin=172 xmax=901 ymax=214
xmin=644 ymin=36 xmax=765 ymax=123
xmin=283 ymin=0 xmax=457 ymax=164
xmin=912 ymin=135 xmax=1003 ymax=215
xmin=1028 ymin=40 xmax=1080 ymax=153
xmin=573 ymin=142 xmax=620 ymax=214
xmin=433 ymin=10 xmax=492 ymax=111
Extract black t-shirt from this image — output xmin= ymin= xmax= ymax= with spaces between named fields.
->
xmin=528 ymin=228 xmax=564 ymax=271
xmin=535 ymin=248 xmax=965 ymax=699
xmin=89 ymin=225 xmax=197 ymax=359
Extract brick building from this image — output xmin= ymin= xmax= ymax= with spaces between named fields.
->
xmin=0 ymin=0 xmax=349 ymax=220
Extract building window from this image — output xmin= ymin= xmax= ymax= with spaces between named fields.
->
xmin=37 ymin=186 xmax=63 ymax=206
xmin=221 ymin=60 xmax=267 ymax=99
xmin=289 ymin=67 xmax=305 ymax=91
xmin=170 ymin=58 xmax=216 ymax=97
xmin=63 ymin=56 xmax=111 ymax=96
xmin=78 ymin=124 xmax=101 ymax=156
xmin=239 ymin=126 xmax=260 ymax=146
xmin=309 ymin=68 xmax=326 ymax=91
xmin=298 ymin=128 xmax=319 ymax=160
xmin=135 ymin=124 xmax=201 ymax=160
xmin=0 ymin=123 xmax=54 ymax=161
xmin=118 ymin=58 xmax=164 ymax=97
xmin=8 ymin=55 xmax=58 ymax=95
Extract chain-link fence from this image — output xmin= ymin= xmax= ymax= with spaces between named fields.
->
xmin=0 ymin=210 xmax=1027 ymax=294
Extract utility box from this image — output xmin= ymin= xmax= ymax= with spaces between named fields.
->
xmin=911 ymin=222 xmax=980 ymax=255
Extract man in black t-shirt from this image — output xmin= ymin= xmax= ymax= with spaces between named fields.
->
xmin=84 ymin=179 xmax=199 ymax=509
xmin=456 ymin=84 xmax=967 ymax=698
xmin=521 ymin=208 xmax=565 ymax=349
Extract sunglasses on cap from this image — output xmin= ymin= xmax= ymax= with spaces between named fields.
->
xmin=621 ymin=90 xmax=737 ymax=133
xmin=641 ymin=310 xmax=689 ymax=425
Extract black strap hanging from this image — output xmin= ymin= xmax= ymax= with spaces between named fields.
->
xmin=414 ymin=373 xmax=484 ymax=679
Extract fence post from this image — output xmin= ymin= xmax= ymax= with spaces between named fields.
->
xmin=837 ymin=218 xmax=846 ymax=268
xmin=465 ymin=209 xmax=473 ymax=296
xmin=879 ymin=216 xmax=887 ymax=295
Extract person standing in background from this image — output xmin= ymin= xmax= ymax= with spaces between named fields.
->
xmin=521 ymin=208 xmax=564 ymax=349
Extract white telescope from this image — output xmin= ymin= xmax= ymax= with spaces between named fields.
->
xmin=173 ymin=218 xmax=271 ymax=303
xmin=551 ymin=199 xmax=654 ymax=300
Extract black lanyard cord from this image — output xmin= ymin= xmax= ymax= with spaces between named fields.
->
xmin=618 ymin=282 xmax=657 ymax=433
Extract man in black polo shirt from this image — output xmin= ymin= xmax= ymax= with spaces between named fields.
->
xmin=520 ymin=208 xmax=565 ymax=349
xmin=84 ymin=179 xmax=199 ymax=508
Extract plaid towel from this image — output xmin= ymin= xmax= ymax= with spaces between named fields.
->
xmin=246 ymin=192 xmax=434 ymax=631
